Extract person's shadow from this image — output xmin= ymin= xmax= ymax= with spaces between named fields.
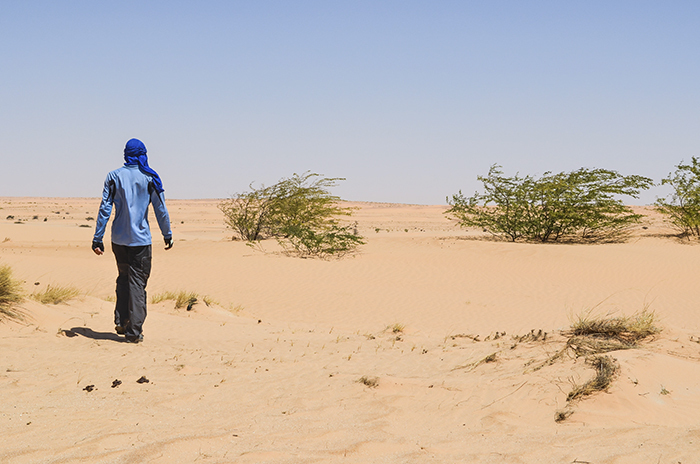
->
xmin=64 ymin=327 xmax=125 ymax=342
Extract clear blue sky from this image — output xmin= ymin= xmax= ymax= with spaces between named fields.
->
xmin=2 ymin=1 xmax=699 ymax=204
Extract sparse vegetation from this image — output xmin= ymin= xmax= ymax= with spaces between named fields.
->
xmin=219 ymin=172 xmax=364 ymax=258
xmin=31 ymin=285 xmax=81 ymax=305
xmin=0 ymin=265 xmax=24 ymax=319
xmin=446 ymin=164 xmax=653 ymax=242
xmin=655 ymin=157 xmax=700 ymax=237
xmin=527 ymin=309 xmax=662 ymax=422
xmin=151 ymin=290 xmax=217 ymax=309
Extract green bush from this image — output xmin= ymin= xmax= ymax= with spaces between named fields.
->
xmin=446 ymin=165 xmax=653 ymax=242
xmin=219 ymin=172 xmax=364 ymax=257
xmin=655 ymin=157 xmax=700 ymax=237
xmin=219 ymin=183 xmax=277 ymax=241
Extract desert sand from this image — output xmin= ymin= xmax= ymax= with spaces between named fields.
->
xmin=1 ymin=197 xmax=700 ymax=463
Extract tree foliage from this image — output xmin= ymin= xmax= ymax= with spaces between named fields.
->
xmin=655 ymin=157 xmax=700 ymax=237
xmin=446 ymin=165 xmax=653 ymax=242
xmin=219 ymin=172 xmax=363 ymax=257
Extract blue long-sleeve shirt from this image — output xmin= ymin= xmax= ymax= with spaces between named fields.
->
xmin=93 ymin=165 xmax=172 ymax=246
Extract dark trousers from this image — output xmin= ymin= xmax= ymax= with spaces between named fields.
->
xmin=112 ymin=244 xmax=152 ymax=338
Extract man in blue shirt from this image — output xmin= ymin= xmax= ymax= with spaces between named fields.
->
xmin=92 ymin=138 xmax=173 ymax=343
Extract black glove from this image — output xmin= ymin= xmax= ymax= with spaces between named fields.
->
xmin=164 ymin=236 xmax=174 ymax=250
xmin=92 ymin=241 xmax=104 ymax=253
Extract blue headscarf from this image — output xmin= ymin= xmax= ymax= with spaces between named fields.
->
xmin=123 ymin=138 xmax=164 ymax=193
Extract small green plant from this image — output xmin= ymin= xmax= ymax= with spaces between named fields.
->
xmin=446 ymin=164 xmax=653 ymax=242
xmin=0 ymin=265 xmax=23 ymax=319
xmin=31 ymin=285 xmax=81 ymax=305
xmin=656 ymin=157 xmax=700 ymax=237
xmin=219 ymin=172 xmax=364 ymax=258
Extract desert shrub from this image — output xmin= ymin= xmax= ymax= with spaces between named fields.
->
xmin=31 ymin=285 xmax=81 ymax=305
xmin=0 ymin=265 xmax=23 ymax=319
xmin=280 ymin=223 xmax=363 ymax=258
xmin=219 ymin=184 xmax=277 ymax=241
xmin=655 ymin=157 xmax=700 ymax=237
xmin=446 ymin=165 xmax=653 ymax=242
xmin=219 ymin=172 xmax=364 ymax=257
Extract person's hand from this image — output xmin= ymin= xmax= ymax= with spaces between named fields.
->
xmin=164 ymin=236 xmax=174 ymax=250
xmin=92 ymin=241 xmax=104 ymax=256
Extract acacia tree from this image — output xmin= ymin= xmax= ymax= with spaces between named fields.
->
xmin=219 ymin=172 xmax=364 ymax=257
xmin=446 ymin=165 xmax=653 ymax=242
xmin=655 ymin=157 xmax=700 ymax=237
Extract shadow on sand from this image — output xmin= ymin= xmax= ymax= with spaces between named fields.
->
xmin=65 ymin=327 xmax=125 ymax=342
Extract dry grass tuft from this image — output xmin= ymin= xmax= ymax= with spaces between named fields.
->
xmin=151 ymin=291 xmax=179 ymax=305
xmin=0 ymin=265 xmax=24 ymax=320
xmin=567 ymin=355 xmax=619 ymax=402
xmin=358 ymin=376 xmax=379 ymax=388
xmin=31 ymin=285 xmax=81 ymax=305
xmin=388 ymin=323 xmax=405 ymax=334
xmin=569 ymin=309 xmax=660 ymax=343
xmin=536 ymin=309 xmax=661 ymax=370
xmin=151 ymin=290 xmax=216 ymax=309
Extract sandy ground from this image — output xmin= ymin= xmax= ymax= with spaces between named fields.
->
xmin=1 ymin=197 xmax=700 ymax=463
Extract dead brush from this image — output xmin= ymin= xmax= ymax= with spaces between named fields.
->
xmin=358 ymin=376 xmax=379 ymax=388
xmin=531 ymin=309 xmax=660 ymax=372
xmin=567 ymin=355 xmax=619 ymax=401
xmin=453 ymin=352 xmax=498 ymax=372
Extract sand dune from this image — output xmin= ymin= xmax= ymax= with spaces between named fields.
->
xmin=1 ymin=197 xmax=700 ymax=463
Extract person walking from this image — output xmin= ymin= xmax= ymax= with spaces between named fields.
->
xmin=92 ymin=138 xmax=173 ymax=343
